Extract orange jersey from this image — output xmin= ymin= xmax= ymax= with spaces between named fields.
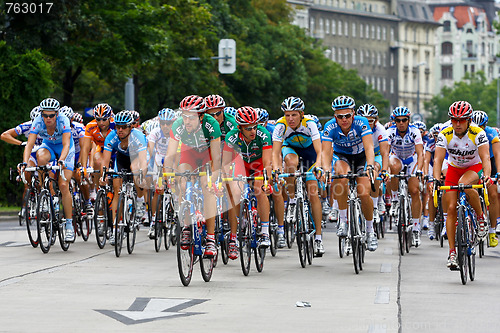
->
xmin=84 ymin=118 xmax=115 ymax=148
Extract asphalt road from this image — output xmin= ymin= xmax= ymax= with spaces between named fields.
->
xmin=1 ymin=215 xmax=499 ymax=333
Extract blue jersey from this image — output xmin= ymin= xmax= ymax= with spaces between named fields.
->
xmin=15 ymin=121 xmax=43 ymax=146
xmin=265 ymin=123 xmax=275 ymax=137
xmin=424 ymin=137 xmax=435 ymax=166
xmin=104 ymin=128 xmax=147 ymax=157
xmin=29 ymin=114 xmax=73 ymax=148
xmin=322 ymin=115 xmax=372 ymax=155
xmin=484 ymin=126 xmax=500 ymax=158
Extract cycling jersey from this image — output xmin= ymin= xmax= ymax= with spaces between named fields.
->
xmin=224 ymin=126 xmax=272 ymax=164
xmin=387 ymin=124 xmax=423 ymax=161
xmin=483 ymin=126 xmax=499 ymax=158
xmin=272 ymin=116 xmax=320 ymax=149
xmin=104 ymin=128 xmax=147 ymax=157
xmin=265 ymin=123 xmax=275 ymax=137
xmin=71 ymin=121 xmax=85 ymax=155
xmin=170 ymin=114 xmax=221 ymax=153
xmin=84 ymin=118 xmax=116 ymax=148
xmin=436 ymin=124 xmax=488 ymax=168
xmin=15 ymin=120 xmax=42 ymax=146
xmin=220 ymin=114 xmax=238 ymax=140
xmin=425 ymin=137 xmax=436 ymax=165
xmin=322 ymin=115 xmax=372 ymax=155
xmin=148 ymin=127 xmax=169 ymax=167
xmin=371 ymin=122 xmax=388 ymax=156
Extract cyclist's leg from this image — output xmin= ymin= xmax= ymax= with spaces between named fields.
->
xmin=388 ymin=155 xmax=402 ymax=200
xmin=306 ymin=179 xmax=322 ymax=234
xmin=444 ymin=190 xmax=458 ymax=250
xmin=282 ymin=147 xmax=298 ymax=199
xmin=332 ymin=159 xmax=350 ymax=236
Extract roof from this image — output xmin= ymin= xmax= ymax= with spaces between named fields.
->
xmin=433 ymin=5 xmax=492 ymax=31
xmin=398 ymin=1 xmax=440 ymax=25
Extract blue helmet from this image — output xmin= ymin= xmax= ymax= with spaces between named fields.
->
xmin=331 ymin=95 xmax=355 ymax=111
xmin=223 ymin=106 xmax=237 ymax=118
xmin=158 ymin=108 xmax=176 ymax=122
xmin=429 ymin=123 xmax=441 ymax=136
xmin=304 ymin=114 xmax=322 ymax=131
xmin=356 ymin=104 xmax=378 ymax=117
xmin=281 ymin=96 xmax=305 ymax=112
xmin=471 ymin=110 xmax=488 ymax=126
xmin=114 ymin=110 xmax=134 ymax=126
xmin=255 ymin=108 xmax=269 ymax=123
xmin=391 ymin=106 xmax=411 ymax=120
xmin=413 ymin=120 xmax=427 ymax=131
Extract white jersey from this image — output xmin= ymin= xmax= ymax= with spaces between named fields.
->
xmin=387 ymin=124 xmax=423 ymax=161
xmin=372 ymin=122 xmax=388 ymax=156
xmin=435 ymin=124 xmax=488 ymax=168
xmin=148 ymin=127 xmax=169 ymax=166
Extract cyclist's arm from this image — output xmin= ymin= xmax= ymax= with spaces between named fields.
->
xmin=1 ymin=128 xmax=23 ymax=146
xmin=59 ymin=132 xmax=71 ymax=162
xmin=221 ymin=145 xmax=234 ymax=177
xmin=423 ymin=150 xmax=432 ymax=176
xmin=379 ymin=141 xmax=390 ymax=172
xmin=415 ymin=143 xmax=424 ymax=172
xmin=101 ymin=150 xmax=112 ymax=174
xmin=272 ymin=140 xmax=283 ymax=172
xmin=433 ymin=147 xmax=446 ymax=181
xmin=22 ymin=133 xmax=38 ymax=164
xmin=312 ymin=138 xmax=322 ymax=170
xmin=491 ymin=141 xmax=500 ymax=173
xmin=478 ymin=143 xmax=491 ymax=178
xmin=79 ymin=137 xmax=92 ymax=167
xmin=262 ymin=146 xmax=272 ymax=182
xmin=321 ymin=140 xmax=333 ymax=173
xmin=163 ymin=138 xmax=178 ymax=171
xmin=210 ymin=137 xmax=222 ymax=179
xmin=362 ymin=134 xmax=375 ymax=167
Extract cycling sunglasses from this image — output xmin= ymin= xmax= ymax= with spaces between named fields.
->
xmin=394 ymin=118 xmax=409 ymax=123
xmin=335 ymin=113 xmax=352 ymax=120
xmin=95 ymin=117 xmax=109 ymax=122
xmin=116 ymin=125 xmax=130 ymax=130
xmin=160 ymin=120 xmax=175 ymax=126
xmin=243 ymin=125 xmax=258 ymax=131
xmin=42 ymin=113 xmax=57 ymax=119
xmin=208 ymin=110 xmax=223 ymax=117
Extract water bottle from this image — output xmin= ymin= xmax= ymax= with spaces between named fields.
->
xmin=54 ymin=196 xmax=60 ymax=214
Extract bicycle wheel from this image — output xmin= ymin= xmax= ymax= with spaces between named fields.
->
xmin=127 ymin=196 xmax=137 ymax=254
xmin=338 ymin=236 xmax=346 ymax=258
xmin=115 ymin=193 xmax=126 ymax=257
xmin=25 ymin=188 xmax=39 ymax=248
xmin=349 ymin=201 xmax=360 ymax=274
xmin=269 ymin=197 xmax=277 ymax=257
xmin=468 ymin=215 xmax=476 ymax=281
xmin=379 ymin=215 xmax=385 ymax=238
xmin=238 ymin=200 xmax=251 ymax=276
xmin=77 ymin=189 xmax=90 ymax=241
xmin=219 ymin=198 xmax=230 ymax=264
xmin=296 ymin=199 xmax=307 ymax=268
xmin=94 ymin=190 xmax=108 ymax=249
xmin=177 ymin=202 xmax=194 ymax=286
xmin=200 ymin=236 xmax=215 ymax=282
xmin=37 ymin=190 xmax=53 ymax=254
xmin=356 ymin=202 xmax=365 ymax=268
xmin=164 ymin=198 xmax=175 ymax=251
xmin=58 ymin=221 xmax=70 ymax=251
xmin=457 ymin=205 xmax=468 ymax=285
xmin=221 ymin=233 xmax=230 ymax=265
xmin=397 ymin=197 xmax=405 ymax=256
xmin=154 ymin=194 xmax=164 ymax=252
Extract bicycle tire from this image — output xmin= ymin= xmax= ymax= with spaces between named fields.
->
xmin=379 ymin=215 xmax=385 ymax=238
xmin=397 ymin=196 xmax=405 ymax=256
xmin=349 ymin=201 xmax=360 ymax=274
xmin=468 ymin=214 xmax=476 ymax=281
xmin=338 ymin=236 xmax=346 ymax=258
xmin=25 ymin=188 xmax=39 ymax=248
xmin=177 ymin=202 xmax=194 ymax=286
xmin=238 ymin=200 xmax=252 ymax=276
xmin=164 ymin=198 xmax=175 ymax=251
xmin=58 ymin=221 xmax=70 ymax=251
xmin=457 ymin=205 xmax=468 ymax=285
xmin=269 ymin=196 xmax=277 ymax=257
xmin=296 ymin=198 xmax=307 ymax=268
xmin=219 ymin=198 xmax=230 ymax=263
xmin=254 ymin=246 xmax=266 ymax=272
xmin=78 ymin=187 xmax=90 ymax=242
xmin=93 ymin=190 xmax=107 ymax=249
xmin=115 ymin=193 xmax=125 ymax=257
xmin=37 ymin=190 xmax=53 ymax=254
xmin=200 ymin=225 xmax=215 ymax=281
xmin=404 ymin=198 xmax=412 ymax=253
xmin=154 ymin=194 xmax=164 ymax=252
xmin=221 ymin=234 xmax=230 ymax=265
xmin=356 ymin=201 xmax=365 ymax=268
xmin=126 ymin=196 xmax=137 ymax=254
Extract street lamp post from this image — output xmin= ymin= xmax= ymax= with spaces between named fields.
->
xmin=416 ymin=61 xmax=426 ymax=119
xmin=497 ymin=74 xmax=500 ymax=128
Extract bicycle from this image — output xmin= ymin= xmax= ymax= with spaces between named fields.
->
xmin=70 ymin=175 xmax=91 ymax=242
xmin=276 ymin=169 xmax=317 ymax=268
xmin=152 ymin=175 xmax=179 ymax=252
xmin=435 ymin=182 xmax=486 ymax=284
xmin=215 ymin=189 xmax=230 ymax=265
xmin=477 ymin=184 xmax=490 ymax=258
xmin=32 ymin=164 xmax=70 ymax=253
xmin=93 ymin=167 xmax=114 ymax=249
xmin=14 ymin=167 xmax=40 ymax=248
xmin=374 ymin=178 xmax=386 ymax=239
xmin=331 ymin=168 xmax=375 ymax=274
xmin=429 ymin=177 xmax=445 ymax=247
xmin=163 ymin=165 xmax=215 ymax=286
xmin=107 ymin=169 xmax=143 ymax=257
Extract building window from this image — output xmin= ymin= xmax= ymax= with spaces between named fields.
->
xmin=383 ymin=78 xmax=387 ymax=92
xmin=405 ymin=26 xmax=408 ymax=41
xmin=442 ymin=65 xmax=453 ymax=79
xmin=443 ymin=21 xmax=451 ymax=32
xmin=345 ymin=48 xmax=349 ymax=64
xmin=339 ymin=47 xmax=343 ymax=63
xmin=366 ymin=24 xmax=370 ymax=39
xmin=390 ymin=53 xmax=394 ymax=67
xmin=360 ymin=49 xmax=364 ymax=63
xmin=422 ymin=7 xmax=429 ymax=20
xmin=413 ymin=27 xmax=417 ymax=42
xmin=383 ymin=53 xmax=387 ymax=67
xmin=352 ymin=49 xmax=357 ymax=65
xmin=466 ymin=40 xmax=474 ymax=57
xmin=339 ymin=20 xmax=343 ymax=36
xmin=366 ymin=50 xmax=371 ymax=65
xmin=390 ymin=27 xmax=395 ymax=42
xmin=426 ymin=29 xmax=429 ymax=44
xmin=332 ymin=47 xmax=337 ymax=62
xmin=383 ymin=27 xmax=387 ymax=41
xmin=441 ymin=42 xmax=453 ymax=55
xmin=464 ymin=64 xmax=468 ymax=73
xmin=319 ymin=18 xmax=324 ymax=36
xmin=481 ymin=42 xmax=485 ymax=56
xmin=325 ymin=19 xmax=330 ymax=34
xmin=332 ymin=20 xmax=336 ymax=35
xmin=390 ymin=79 xmax=394 ymax=94
xmin=345 ymin=21 xmax=349 ymax=36
xmin=371 ymin=25 xmax=375 ymax=39
xmin=471 ymin=64 xmax=475 ymax=73
xmin=360 ymin=23 xmax=364 ymax=38
xmin=372 ymin=52 xmax=376 ymax=66
xmin=377 ymin=52 xmax=381 ymax=66
xmin=352 ymin=23 xmax=356 ymax=38
xmin=377 ymin=26 xmax=381 ymax=40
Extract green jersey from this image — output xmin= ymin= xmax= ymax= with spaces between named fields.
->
xmin=221 ymin=114 xmax=238 ymax=140
xmin=224 ymin=125 xmax=272 ymax=163
xmin=170 ymin=114 xmax=221 ymax=153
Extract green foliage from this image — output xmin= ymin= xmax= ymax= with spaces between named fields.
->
xmin=0 ymin=42 xmax=53 ymax=205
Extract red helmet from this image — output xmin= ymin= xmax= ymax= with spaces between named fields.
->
xmin=448 ymin=101 xmax=473 ymax=119
xmin=204 ymin=94 xmax=226 ymax=109
xmin=235 ymin=106 xmax=258 ymax=125
xmin=180 ymin=95 xmax=206 ymax=113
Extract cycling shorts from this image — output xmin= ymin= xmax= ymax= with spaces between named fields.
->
xmin=390 ymin=153 xmax=418 ymax=176
xmin=38 ymin=142 xmax=75 ymax=171
xmin=282 ymin=145 xmax=317 ymax=182
xmin=444 ymin=163 xmax=483 ymax=190
xmin=179 ymin=145 xmax=212 ymax=170
xmin=333 ymin=151 xmax=366 ymax=174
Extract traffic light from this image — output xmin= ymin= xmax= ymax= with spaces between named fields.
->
xmin=218 ymin=39 xmax=236 ymax=74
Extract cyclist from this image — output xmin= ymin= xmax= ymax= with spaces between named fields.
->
xmin=387 ymin=107 xmax=424 ymax=246
xmin=413 ymin=121 xmax=431 ymax=230
xmin=21 ymin=98 xmax=76 ymax=242
xmin=471 ymin=110 xmax=499 ymax=247
xmin=356 ymin=104 xmax=389 ymax=229
xmin=146 ymin=108 xmax=177 ymax=238
xmin=434 ymin=101 xmax=491 ymax=269
xmin=162 ymin=95 xmax=222 ymax=257
xmin=272 ymin=96 xmax=325 ymax=255
xmin=256 ymin=108 xmax=275 ymax=135
xmin=322 ymin=96 xmax=377 ymax=251
xmin=72 ymin=112 xmax=84 ymax=124
xmin=423 ymin=123 xmax=442 ymax=240
xmin=223 ymin=106 xmax=273 ymax=258
xmin=101 ymin=110 xmax=148 ymax=245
